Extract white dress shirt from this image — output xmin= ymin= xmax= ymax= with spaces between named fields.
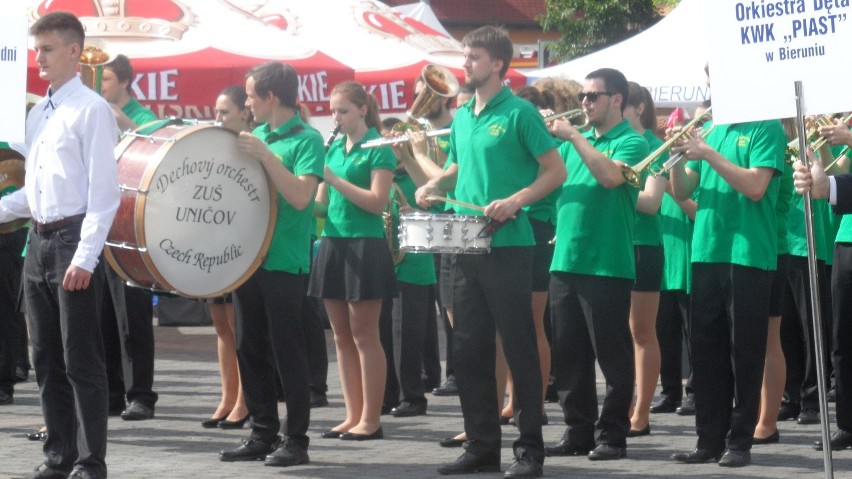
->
xmin=0 ymin=76 xmax=120 ymax=272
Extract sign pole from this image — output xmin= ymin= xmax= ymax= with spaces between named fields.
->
xmin=795 ymin=80 xmax=834 ymax=479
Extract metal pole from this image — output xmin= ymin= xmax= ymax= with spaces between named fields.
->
xmin=794 ymin=80 xmax=834 ymax=479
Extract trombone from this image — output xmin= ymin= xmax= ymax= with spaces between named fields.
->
xmin=621 ymin=107 xmax=712 ymax=188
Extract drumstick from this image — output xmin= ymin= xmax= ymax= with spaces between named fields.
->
xmin=424 ymin=195 xmax=517 ymax=219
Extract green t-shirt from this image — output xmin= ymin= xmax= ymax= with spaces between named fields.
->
xmin=254 ymin=114 xmax=325 ymax=273
xmin=550 ymin=119 xmax=649 ymax=279
xmin=449 ymin=86 xmax=557 ymax=247
xmin=775 ymin=161 xmax=793 ymax=255
xmin=659 ymin=193 xmax=692 ymax=293
xmin=786 ymin=185 xmax=829 ymax=261
xmin=689 ymin=120 xmax=785 ymax=270
xmin=392 ymin=172 xmax=436 ymax=285
xmin=324 ymin=127 xmax=397 ymax=238
xmin=122 ymin=98 xmax=157 ymax=127
xmin=633 ymin=129 xmax=666 ymax=246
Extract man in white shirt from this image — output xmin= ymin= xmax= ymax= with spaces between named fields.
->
xmin=0 ymin=11 xmax=119 ymax=479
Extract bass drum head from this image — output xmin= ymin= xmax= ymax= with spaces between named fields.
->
xmin=139 ymin=126 xmax=275 ymax=297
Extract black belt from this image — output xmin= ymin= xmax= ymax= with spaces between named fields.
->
xmin=32 ymin=213 xmax=86 ymax=234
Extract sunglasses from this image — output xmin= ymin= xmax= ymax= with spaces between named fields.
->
xmin=578 ymin=91 xmax=615 ymax=103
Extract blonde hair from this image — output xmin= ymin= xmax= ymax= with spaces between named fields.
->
xmin=532 ymin=77 xmax=583 ymax=113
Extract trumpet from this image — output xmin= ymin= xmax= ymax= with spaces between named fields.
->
xmin=543 ymin=109 xmax=590 ymax=129
xmin=787 ymin=112 xmax=852 ymax=161
xmin=361 ymin=128 xmax=451 ymax=150
xmin=621 ymin=107 xmax=712 ymax=188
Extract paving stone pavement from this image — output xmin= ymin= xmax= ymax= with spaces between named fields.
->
xmin=2 ymin=324 xmax=850 ymax=478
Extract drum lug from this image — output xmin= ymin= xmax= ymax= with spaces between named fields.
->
xmin=119 ymin=184 xmax=148 ymax=194
xmin=425 ymin=221 xmax=433 ymax=244
xmin=442 ymin=221 xmax=453 ymax=240
xmin=461 ymin=223 xmax=471 ymax=245
xmin=105 ymin=240 xmax=147 ymax=252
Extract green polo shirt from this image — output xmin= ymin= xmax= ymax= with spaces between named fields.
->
xmin=776 ymin=161 xmax=793 ymax=256
xmin=633 ymin=129 xmax=666 ymax=246
xmin=688 ymin=120 xmax=785 ymax=270
xmin=324 ymin=127 xmax=397 ymax=238
xmin=659 ymin=193 xmax=692 ymax=293
xmin=122 ymin=97 xmax=157 ymax=127
xmin=449 ymin=86 xmax=557 ymax=247
xmin=0 ymin=142 xmax=19 ymax=198
xmin=550 ymin=119 xmax=649 ymax=279
xmin=254 ymin=114 xmax=325 ymax=273
xmin=392 ymin=172 xmax=437 ymax=286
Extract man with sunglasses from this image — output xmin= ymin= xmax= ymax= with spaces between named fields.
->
xmin=544 ymin=68 xmax=648 ymax=462
xmin=668 ymin=67 xmax=786 ymax=467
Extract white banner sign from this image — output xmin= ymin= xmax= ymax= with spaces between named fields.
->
xmin=0 ymin=15 xmax=27 ymax=144
xmin=707 ymin=0 xmax=852 ymax=125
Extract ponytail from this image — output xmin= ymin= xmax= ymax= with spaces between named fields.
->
xmin=331 ymin=81 xmax=382 ymax=130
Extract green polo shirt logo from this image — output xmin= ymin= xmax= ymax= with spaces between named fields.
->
xmin=488 ymin=124 xmax=506 ymax=137
xmin=737 ymin=136 xmax=751 ymax=148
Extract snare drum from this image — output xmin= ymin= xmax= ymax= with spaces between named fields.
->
xmin=104 ymin=120 xmax=276 ymax=298
xmin=399 ymin=212 xmax=491 ymax=254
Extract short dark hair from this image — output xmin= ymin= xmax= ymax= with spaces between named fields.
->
xmin=462 ymin=26 xmax=513 ymax=78
xmin=30 ymin=11 xmax=85 ymax=48
xmin=246 ymin=62 xmax=298 ymax=109
xmin=219 ymin=85 xmax=254 ymax=127
xmin=586 ymin=68 xmax=629 ymax=113
xmin=106 ymin=54 xmax=134 ymax=94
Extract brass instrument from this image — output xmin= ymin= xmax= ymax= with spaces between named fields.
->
xmin=384 ymin=183 xmax=409 ymax=265
xmin=543 ymin=109 xmax=590 ymax=130
xmin=621 ymin=107 xmax=712 ymax=188
xmin=787 ymin=112 xmax=852 ymax=161
xmin=78 ymin=42 xmax=113 ymax=94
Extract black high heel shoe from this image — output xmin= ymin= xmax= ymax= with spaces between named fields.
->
xmin=218 ymin=414 xmax=250 ymax=429
xmin=201 ymin=413 xmax=230 ymax=429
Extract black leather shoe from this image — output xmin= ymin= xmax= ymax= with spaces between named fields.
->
xmin=439 ymin=437 xmax=467 ymax=448
xmin=777 ymin=401 xmax=800 ymax=421
xmin=504 ymin=452 xmax=542 ymax=478
xmin=391 ymin=401 xmax=426 ymax=417
xmin=309 ymin=390 xmax=329 ymax=408
xmin=340 ymin=427 xmax=383 ymax=441
xmin=676 ymin=395 xmax=696 ymax=416
xmin=26 ymin=429 xmax=48 ymax=441
xmin=650 ymin=397 xmax=680 ymax=413
xmin=544 ymin=439 xmax=594 ymax=457
xmin=15 ymin=366 xmax=28 ymax=382
xmin=752 ymin=429 xmax=780 ymax=445
xmin=321 ymin=429 xmax=344 ymax=439
xmin=120 ymin=401 xmax=154 ymax=421
xmin=219 ymin=438 xmax=276 ymax=462
xmin=433 ymin=376 xmax=459 ymax=396
xmin=201 ymin=414 xmax=229 ymax=429
xmin=265 ymin=440 xmax=309 ymax=467
xmin=797 ymin=408 xmax=820 ymax=424
xmin=718 ymin=449 xmax=751 ymax=467
xmin=627 ymin=424 xmax=651 ymax=437
xmin=814 ymin=428 xmax=852 ymax=451
xmin=588 ymin=444 xmax=626 ymax=461
xmin=437 ymin=451 xmax=500 ymax=475
xmin=671 ymin=448 xmax=722 ymax=463
xmin=22 ymin=463 xmax=69 ymax=479
xmin=0 ymin=390 xmax=12 ymax=405
xmin=68 ymin=466 xmax=101 ymax=479
xmin=218 ymin=414 xmax=250 ymax=429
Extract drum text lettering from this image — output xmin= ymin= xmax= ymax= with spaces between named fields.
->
xmin=155 ymin=157 xmax=216 ymax=193
xmin=192 ymin=244 xmax=244 ymax=274
xmin=175 ymin=207 xmax=237 ymax=225
xmin=215 ymin=164 xmax=262 ymax=202
xmin=159 ymin=238 xmax=193 ymax=264
xmin=193 ymin=185 xmax=223 ymax=201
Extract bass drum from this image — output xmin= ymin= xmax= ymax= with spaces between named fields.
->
xmin=105 ymin=119 xmax=277 ymax=298
xmin=0 ymin=149 xmax=28 ymax=234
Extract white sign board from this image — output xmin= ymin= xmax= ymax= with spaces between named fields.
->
xmin=707 ymin=0 xmax=852 ymax=125
xmin=0 ymin=15 xmax=27 ymax=143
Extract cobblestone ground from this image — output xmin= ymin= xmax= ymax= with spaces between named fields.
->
xmin=1 ymin=325 xmax=849 ymax=478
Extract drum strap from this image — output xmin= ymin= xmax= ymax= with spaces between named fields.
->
xmin=265 ymin=126 xmax=305 ymax=144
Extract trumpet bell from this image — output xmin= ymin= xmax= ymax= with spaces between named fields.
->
xmin=78 ymin=41 xmax=115 ymax=94
xmin=408 ymin=64 xmax=460 ymax=120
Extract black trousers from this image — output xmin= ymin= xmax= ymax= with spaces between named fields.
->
xmin=781 ymin=255 xmax=832 ymax=410
xmin=302 ymin=292 xmax=329 ymax=394
xmin=452 ymin=248 xmax=543 ymax=462
xmin=832 ymin=244 xmax=852 ymax=431
xmin=101 ymin=265 xmax=157 ymax=408
xmin=25 ymin=224 xmax=108 ymax=475
xmin=550 ymin=272 xmax=633 ymax=448
xmin=381 ymin=281 xmax=431 ymax=406
xmin=234 ymin=269 xmax=310 ymax=447
xmin=422 ymin=284 xmax=442 ymax=388
xmin=691 ymin=263 xmax=770 ymax=452
xmin=656 ymin=289 xmax=692 ymax=403
xmin=0 ymin=228 xmax=26 ymax=396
